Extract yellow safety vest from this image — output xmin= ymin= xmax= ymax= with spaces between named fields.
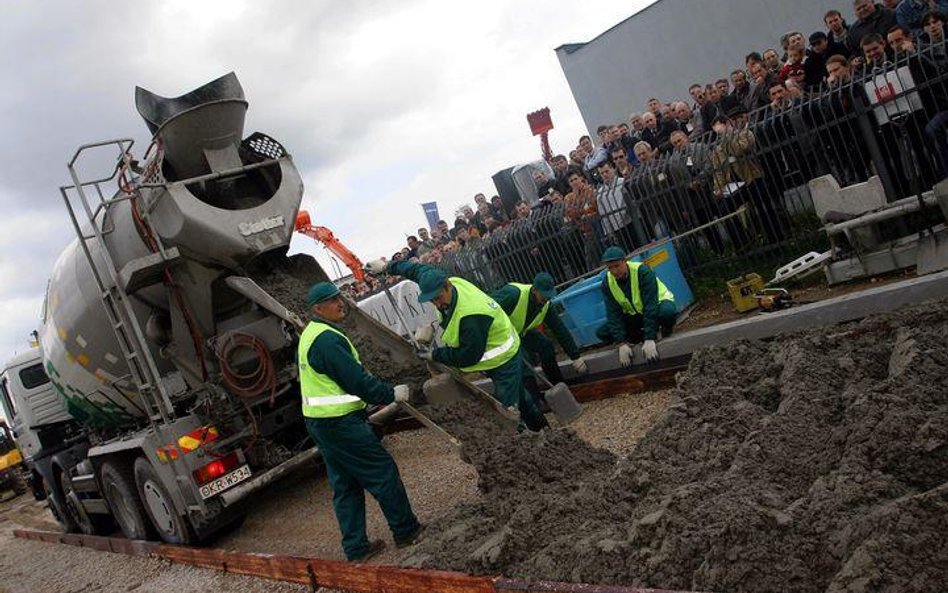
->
xmin=440 ymin=277 xmax=520 ymax=373
xmin=606 ymin=261 xmax=674 ymax=316
xmin=297 ymin=321 xmax=367 ymax=419
xmin=508 ymin=283 xmax=550 ymax=335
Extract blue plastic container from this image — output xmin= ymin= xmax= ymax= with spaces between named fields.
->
xmin=552 ymin=271 xmax=607 ymax=348
xmin=629 ymin=239 xmax=694 ymax=313
xmin=552 ymin=240 xmax=694 ymax=347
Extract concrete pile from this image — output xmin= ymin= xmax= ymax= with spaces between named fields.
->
xmin=403 ymin=300 xmax=948 ymax=593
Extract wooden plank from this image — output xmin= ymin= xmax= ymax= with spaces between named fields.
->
xmin=377 ymin=565 xmax=496 ymax=593
xmin=309 ymin=557 xmax=380 ymax=592
xmin=225 ymin=552 xmax=312 ymax=585
xmin=571 ymin=376 xmax=647 ymax=402
xmin=108 ymin=537 xmax=158 ymax=557
xmin=79 ymin=534 xmax=113 ymax=552
xmin=156 ymin=544 xmax=228 ymax=571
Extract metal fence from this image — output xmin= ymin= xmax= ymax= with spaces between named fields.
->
xmin=424 ymin=41 xmax=948 ymax=296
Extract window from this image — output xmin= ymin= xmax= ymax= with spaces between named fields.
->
xmin=19 ymin=363 xmax=50 ymax=390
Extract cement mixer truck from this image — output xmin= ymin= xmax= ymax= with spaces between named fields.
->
xmin=33 ymin=72 xmax=334 ymax=543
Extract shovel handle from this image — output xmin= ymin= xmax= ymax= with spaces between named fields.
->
xmin=398 ymin=402 xmax=461 ymax=450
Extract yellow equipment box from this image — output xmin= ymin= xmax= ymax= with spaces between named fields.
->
xmin=727 ymin=274 xmax=765 ymax=312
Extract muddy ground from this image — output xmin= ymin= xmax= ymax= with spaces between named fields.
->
xmin=403 ymin=299 xmax=948 ymax=593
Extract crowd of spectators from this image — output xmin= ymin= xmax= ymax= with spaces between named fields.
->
xmin=346 ymin=0 xmax=948 ymax=300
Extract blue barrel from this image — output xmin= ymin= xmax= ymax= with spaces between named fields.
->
xmin=629 ymin=239 xmax=694 ymax=312
xmin=552 ymin=240 xmax=694 ymax=347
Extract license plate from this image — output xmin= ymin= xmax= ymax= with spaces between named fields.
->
xmin=199 ymin=465 xmax=252 ymax=499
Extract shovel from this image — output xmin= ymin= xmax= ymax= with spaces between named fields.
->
xmin=534 ymin=370 xmax=584 ymax=426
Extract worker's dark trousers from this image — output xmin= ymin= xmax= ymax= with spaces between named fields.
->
xmin=520 ymin=329 xmax=564 ymax=384
xmin=595 ymin=300 xmax=677 ymax=344
xmin=486 ymin=352 xmax=549 ymax=432
xmin=304 ymin=411 xmax=420 ymax=560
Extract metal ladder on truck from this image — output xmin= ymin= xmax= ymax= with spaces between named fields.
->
xmin=60 ymin=139 xmax=180 ymax=429
xmin=59 ymin=139 xmax=210 ymax=527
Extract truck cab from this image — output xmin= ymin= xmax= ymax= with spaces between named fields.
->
xmin=1 ymin=349 xmax=88 ymax=517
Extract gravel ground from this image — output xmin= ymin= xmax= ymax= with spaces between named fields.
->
xmin=0 ymin=390 xmax=672 ymax=592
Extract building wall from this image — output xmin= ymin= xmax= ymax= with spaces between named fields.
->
xmin=556 ymin=0 xmax=843 ymax=137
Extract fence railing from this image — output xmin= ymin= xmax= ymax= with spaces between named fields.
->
xmin=405 ymin=41 xmax=948 ymax=297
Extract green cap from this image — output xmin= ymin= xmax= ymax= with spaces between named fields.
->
xmin=601 ymin=246 xmax=627 ymax=263
xmin=306 ymin=282 xmax=340 ymax=306
xmin=533 ymin=272 xmax=556 ymax=299
xmin=417 ymin=268 xmax=449 ymax=303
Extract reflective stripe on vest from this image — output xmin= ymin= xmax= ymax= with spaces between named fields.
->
xmin=439 ymin=277 xmax=520 ymax=373
xmin=508 ymin=283 xmax=550 ymax=335
xmin=304 ymin=395 xmax=363 ymax=407
xmin=297 ymin=321 xmax=367 ymax=418
xmin=606 ymin=260 xmax=674 ymax=316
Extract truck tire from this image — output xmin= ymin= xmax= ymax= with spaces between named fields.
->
xmin=60 ymin=471 xmax=111 ymax=536
xmin=133 ymin=457 xmax=194 ymax=545
xmin=30 ymin=471 xmax=46 ymax=501
xmin=100 ymin=460 xmax=156 ymax=541
xmin=41 ymin=474 xmax=78 ymax=533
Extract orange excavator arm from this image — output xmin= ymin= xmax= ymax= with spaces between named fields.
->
xmin=294 ymin=210 xmax=365 ymax=283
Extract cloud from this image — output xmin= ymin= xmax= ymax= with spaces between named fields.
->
xmin=0 ymin=0 xmax=651 ymax=365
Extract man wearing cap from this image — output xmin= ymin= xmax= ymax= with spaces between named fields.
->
xmin=596 ymin=246 xmax=676 ymax=366
xmin=490 ymin=272 xmax=588 ymax=385
xmin=365 ymin=259 xmax=549 ymax=432
xmin=299 ymin=282 xmax=423 ymax=563
xmin=805 ymin=31 xmax=849 ymax=89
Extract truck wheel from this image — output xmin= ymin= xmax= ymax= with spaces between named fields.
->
xmin=100 ymin=460 xmax=156 ymax=541
xmin=42 ymin=474 xmax=78 ymax=533
xmin=133 ymin=457 xmax=193 ymax=545
xmin=60 ymin=472 xmax=111 ymax=536
xmin=30 ymin=471 xmax=46 ymax=501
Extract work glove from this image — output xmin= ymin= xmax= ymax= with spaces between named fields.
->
xmin=642 ymin=340 xmax=660 ymax=363
xmin=618 ymin=343 xmax=633 ymax=368
xmin=415 ymin=350 xmax=433 ymax=362
xmin=394 ymin=384 xmax=411 ymax=403
xmin=571 ymin=357 xmax=588 ymax=375
xmin=364 ymin=258 xmax=388 ymax=275
xmin=413 ymin=323 xmax=435 ymax=346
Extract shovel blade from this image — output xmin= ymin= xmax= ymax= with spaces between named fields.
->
xmin=544 ymin=382 xmax=584 ymax=425
xmin=423 ymin=373 xmax=465 ymax=406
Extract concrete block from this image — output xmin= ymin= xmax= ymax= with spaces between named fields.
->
xmin=935 ymin=179 xmax=948 ymax=220
xmin=809 ymin=174 xmax=886 ymax=220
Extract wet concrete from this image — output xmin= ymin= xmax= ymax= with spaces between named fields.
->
xmin=402 ymin=299 xmax=948 ymax=593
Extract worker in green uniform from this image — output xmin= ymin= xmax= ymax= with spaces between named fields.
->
xmin=365 ymin=259 xmax=549 ymax=432
xmin=490 ymin=272 xmax=588 ymax=384
xmin=596 ymin=246 xmax=676 ymax=366
xmin=299 ymin=282 xmax=423 ymax=563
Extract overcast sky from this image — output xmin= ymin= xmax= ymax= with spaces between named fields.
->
xmin=0 ymin=0 xmax=656 ymax=366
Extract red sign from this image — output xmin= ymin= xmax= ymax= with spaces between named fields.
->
xmin=527 ymin=107 xmax=554 ymax=136
xmin=875 ymin=82 xmax=896 ymax=103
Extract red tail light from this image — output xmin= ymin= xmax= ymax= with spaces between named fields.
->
xmin=193 ymin=452 xmax=240 ymax=485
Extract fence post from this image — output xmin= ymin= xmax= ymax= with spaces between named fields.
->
xmin=852 ymin=89 xmax=899 ymax=203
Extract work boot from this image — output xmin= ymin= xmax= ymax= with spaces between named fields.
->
xmin=394 ymin=524 xmax=426 ymax=548
xmin=350 ymin=539 xmax=386 ymax=563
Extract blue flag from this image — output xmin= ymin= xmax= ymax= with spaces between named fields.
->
xmin=421 ymin=202 xmax=440 ymax=230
